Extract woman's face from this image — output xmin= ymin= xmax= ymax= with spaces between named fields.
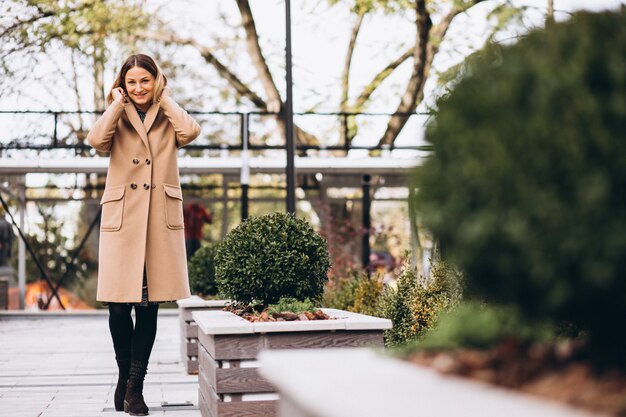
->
xmin=124 ymin=66 xmax=155 ymax=108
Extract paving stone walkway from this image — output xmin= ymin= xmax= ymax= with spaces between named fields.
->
xmin=0 ymin=310 xmax=201 ymax=417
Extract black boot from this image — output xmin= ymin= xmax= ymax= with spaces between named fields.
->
xmin=114 ymin=359 xmax=131 ymax=412
xmin=124 ymin=360 xmax=149 ymax=416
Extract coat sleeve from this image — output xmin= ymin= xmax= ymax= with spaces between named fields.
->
xmin=87 ymin=100 xmax=126 ymax=152
xmin=159 ymin=96 xmax=201 ymax=147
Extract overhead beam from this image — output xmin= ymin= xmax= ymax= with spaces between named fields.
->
xmin=0 ymin=156 xmax=419 ymax=175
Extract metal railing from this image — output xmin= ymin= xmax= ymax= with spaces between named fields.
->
xmin=0 ymin=110 xmax=433 ymax=153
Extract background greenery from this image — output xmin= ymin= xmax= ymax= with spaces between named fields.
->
xmin=188 ymin=243 xmax=219 ymax=298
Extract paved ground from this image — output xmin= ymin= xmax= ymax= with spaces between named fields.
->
xmin=0 ymin=310 xmax=201 ymax=417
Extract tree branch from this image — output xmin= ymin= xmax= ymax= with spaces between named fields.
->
xmin=378 ymin=0 xmax=431 ymax=147
xmin=0 ymin=10 xmax=54 ymax=39
xmin=338 ymin=11 xmax=366 ymax=148
xmin=425 ymin=0 xmax=487 ymax=86
xmin=236 ymin=0 xmax=282 ymax=113
xmin=136 ymin=30 xmax=268 ymax=109
xmin=341 ymin=11 xmax=365 ymax=111
xmin=0 ymin=0 xmax=98 ymax=39
xmin=353 ymin=47 xmax=413 ymax=111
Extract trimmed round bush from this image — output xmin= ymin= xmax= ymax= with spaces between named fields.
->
xmin=188 ymin=243 xmax=219 ymax=298
xmin=415 ymin=10 xmax=626 ymax=352
xmin=215 ymin=212 xmax=331 ymax=306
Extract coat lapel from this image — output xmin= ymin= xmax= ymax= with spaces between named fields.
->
xmin=124 ymin=104 xmax=151 ymax=154
xmin=143 ymin=103 xmax=159 ymax=133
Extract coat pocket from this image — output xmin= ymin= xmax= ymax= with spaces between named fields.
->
xmin=163 ymin=184 xmax=184 ymax=230
xmin=100 ymin=185 xmax=126 ymax=232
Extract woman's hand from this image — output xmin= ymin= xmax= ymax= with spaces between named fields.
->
xmin=112 ymin=87 xmax=125 ymax=103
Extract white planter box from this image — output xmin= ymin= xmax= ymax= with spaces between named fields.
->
xmin=193 ymin=309 xmax=392 ymax=417
xmin=176 ymin=296 xmax=229 ymax=374
xmin=258 ymin=348 xmax=606 ymax=417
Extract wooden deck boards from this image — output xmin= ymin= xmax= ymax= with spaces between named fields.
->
xmin=0 ymin=310 xmax=201 ymax=417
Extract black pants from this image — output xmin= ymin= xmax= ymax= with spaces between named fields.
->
xmin=108 ymin=303 xmax=159 ymax=363
xmin=186 ymin=238 xmax=201 ymax=260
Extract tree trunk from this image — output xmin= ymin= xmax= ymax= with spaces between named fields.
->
xmin=92 ymin=43 xmax=106 ymax=111
xmin=378 ymin=0 xmax=431 ymax=147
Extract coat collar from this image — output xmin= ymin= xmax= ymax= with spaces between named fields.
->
xmin=124 ymin=102 xmax=160 ymax=154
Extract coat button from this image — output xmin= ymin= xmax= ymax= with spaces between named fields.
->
xmin=151 ymin=184 xmax=156 ymax=189
xmin=143 ymin=183 xmax=150 ymax=190
xmin=132 ymin=158 xmax=139 ymax=165
xmin=130 ymin=183 xmax=137 ymax=189
xmin=145 ymin=159 xmax=151 ymax=165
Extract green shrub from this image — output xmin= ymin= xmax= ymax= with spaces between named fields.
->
xmin=379 ymin=257 xmax=461 ymax=348
xmin=215 ymin=213 xmax=331 ymax=306
xmin=321 ymin=270 xmax=386 ymax=316
xmin=322 ymin=270 xmax=367 ymax=310
xmin=351 ymin=274 xmax=385 ymax=316
xmin=188 ymin=243 xmax=219 ymax=298
xmin=415 ymin=301 xmax=556 ymax=351
xmin=415 ymin=10 xmax=626 ymax=355
xmin=322 ymin=276 xmax=360 ymax=310
xmin=378 ymin=266 xmax=419 ymax=348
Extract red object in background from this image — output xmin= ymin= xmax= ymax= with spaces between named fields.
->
xmin=183 ymin=203 xmax=213 ymax=241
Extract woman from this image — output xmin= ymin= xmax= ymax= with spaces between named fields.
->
xmin=87 ymin=54 xmax=200 ymax=416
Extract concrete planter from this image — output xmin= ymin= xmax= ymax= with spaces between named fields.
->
xmin=259 ymin=348 xmax=605 ymax=417
xmin=193 ymin=309 xmax=392 ymax=417
xmin=176 ymin=296 xmax=229 ymax=374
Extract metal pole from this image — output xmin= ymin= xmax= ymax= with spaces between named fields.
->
xmin=241 ymin=113 xmax=250 ymax=221
xmin=285 ymin=0 xmax=296 ymax=214
xmin=53 ymin=113 xmax=58 ymax=148
xmin=221 ymin=179 xmax=229 ymax=240
xmin=18 ymin=179 xmax=25 ymax=310
xmin=361 ymin=174 xmax=371 ymax=274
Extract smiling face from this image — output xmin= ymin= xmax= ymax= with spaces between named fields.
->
xmin=124 ymin=66 xmax=155 ymax=110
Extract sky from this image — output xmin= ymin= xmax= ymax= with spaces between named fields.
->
xmin=4 ymin=0 xmax=625 ymax=149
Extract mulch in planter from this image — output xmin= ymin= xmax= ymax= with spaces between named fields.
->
xmin=223 ymin=304 xmax=332 ymax=322
xmin=406 ymin=338 xmax=626 ymax=416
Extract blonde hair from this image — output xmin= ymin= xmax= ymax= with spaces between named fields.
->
xmin=106 ymin=54 xmax=167 ymax=106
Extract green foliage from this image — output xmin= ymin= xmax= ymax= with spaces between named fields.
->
xmin=321 ymin=270 xmax=385 ymax=316
xmin=351 ymin=274 xmax=385 ymax=316
xmin=415 ymin=301 xmax=556 ymax=351
xmin=266 ymin=297 xmax=318 ymax=315
xmin=188 ymin=243 xmax=219 ymax=298
xmin=378 ymin=266 xmax=419 ymax=347
xmin=4 ymin=0 xmax=149 ymax=51
xmin=322 ymin=272 xmax=362 ymax=310
xmin=327 ymin=0 xmax=413 ymax=15
xmin=322 ymin=270 xmax=366 ymax=310
xmin=379 ymin=257 xmax=461 ymax=348
xmin=415 ymin=10 xmax=626 ymax=354
xmin=215 ymin=213 xmax=331 ymax=306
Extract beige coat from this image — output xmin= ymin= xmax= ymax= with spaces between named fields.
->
xmin=87 ymin=97 xmax=200 ymax=303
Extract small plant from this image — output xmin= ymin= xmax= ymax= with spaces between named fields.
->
xmin=188 ymin=243 xmax=219 ymax=298
xmin=322 ymin=269 xmax=386 ymax=316
xmin=215 ymin=212 xmax=331 ymax=307
xmin=322 ymin=270 xmax=366 ymax=311
xmin=351 ymin=274 xmax=385 ymax=317
xmin=266 ymin=297 xmax=318 ymax=315
xmin=377 ymin=266 xmax=419 ymax=348
xmin=379 ymin=257 xmax=461 ymax=348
